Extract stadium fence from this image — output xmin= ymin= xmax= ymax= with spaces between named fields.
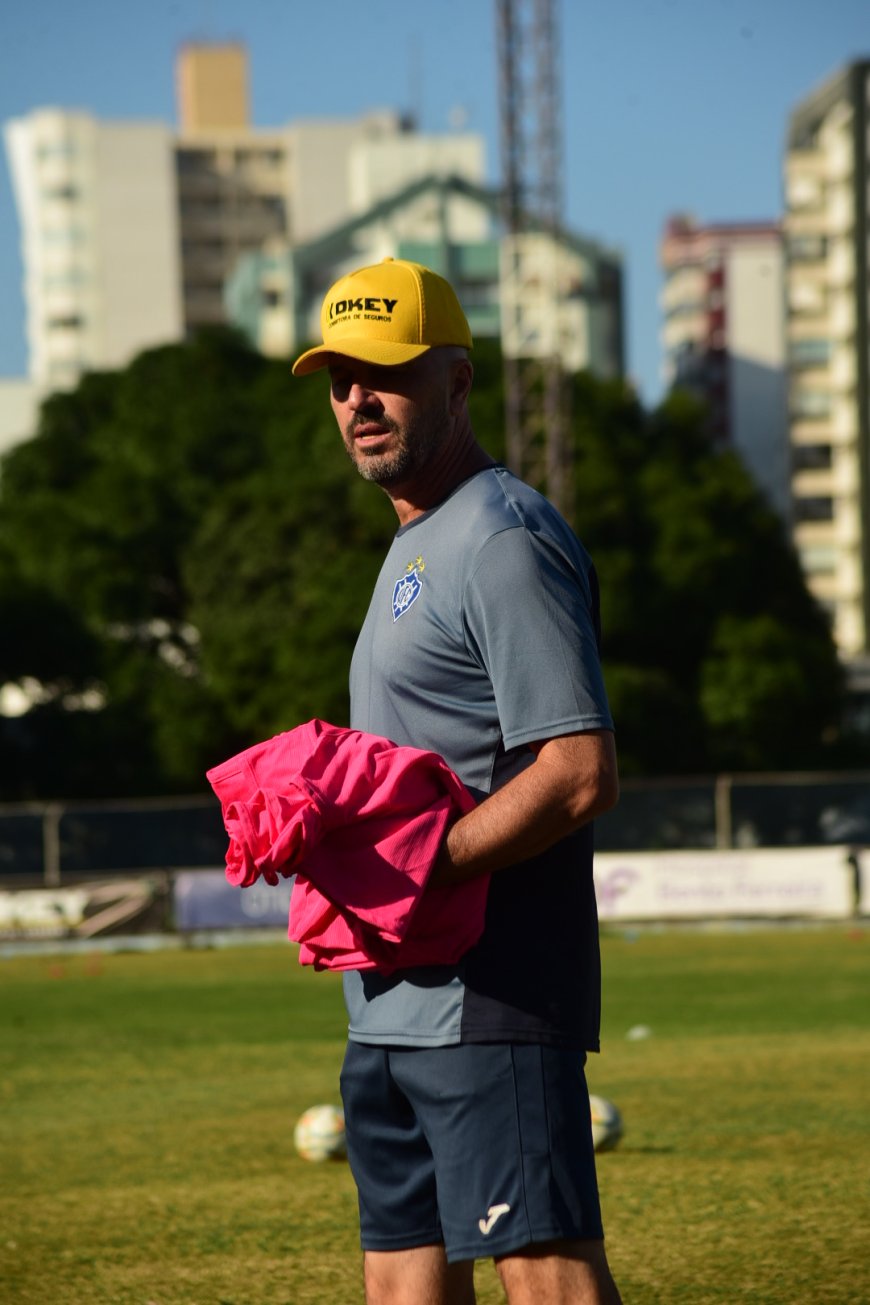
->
xmin=2 ymin=771 xmax=869 ymax=888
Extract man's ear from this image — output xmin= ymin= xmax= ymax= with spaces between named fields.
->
xmin=449 ymin=359 xmax=474 ymax=413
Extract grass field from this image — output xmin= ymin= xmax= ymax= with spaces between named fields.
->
xmin=2 ymin=925 xmax=869 ymax=1304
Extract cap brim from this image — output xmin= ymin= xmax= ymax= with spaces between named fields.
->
xmin=291 ymin=339 xmax=431 ymax=376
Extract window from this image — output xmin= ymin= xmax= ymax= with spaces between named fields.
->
xmin=43 ymin=184 xmax=79 ymax=202
xmin=184 ymin=278 xmax=224 ymax=296
xmin=182 ymin=236 xmax=223 ymax=256
xmin=37 ymin=140 xmax=76 ymax=161
xmin=789 ymin=281 xmax=827 ymax=315
xmin=42 ymin=270 xmax=87 ymax=291
xmin=793 ymin=443 xmax=832 ymax=472
xmin=458 ymin=281 xmax=499 ymax=309
xmin=799 ymin=545 xmax=838 ymax=575
xmin=791 ymin=390 xmax=831 ymax=419
xmin=787 ymin=175 xmax=824 ymax=210
xmin=664 ymin=299 xmax=705 ymax=319
xmin=794 ymin=495 xmax=834 ymax=522
xmin=41 ymin=226 xmax=85 ymax=246
xmin=47 ymin=314 xmax=83 ymax=330
xmin=789 ymin=338 xmax=831 ymax=369
xmin=180 ymin=197 xmax=224 ymax=220
xmin=236 ymin=148 xmax=283 ymax=167
xmin=48 ymin=360 xmax=84 ymax=386
xmin=177 ymin=150 xmax=216 ymax=173
xmin=260 ymin=195 xmax=286 ymax=220
xmin=788 ymin=233 xmax=827 ymax=262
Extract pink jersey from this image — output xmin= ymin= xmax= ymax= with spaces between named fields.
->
xmin=206 ymin=719 xmax=486 ymax=972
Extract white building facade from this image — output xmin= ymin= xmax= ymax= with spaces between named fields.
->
xmin=659 ymin=215 xmax=789 ymax=517
xmin=4 ymin=46 xmax=489 ymax=399
xmin=0 ymin=379 xmax=42 ymax=455
xmin=225 ymin=173 xmax=624 ymax=382
xmin=783 ymin=60 xmax=870 ymax=664
xmin=4 ymin=44 xmax=624 ymax=444
xmin=5 ymin=110 xmax=183 ymax=392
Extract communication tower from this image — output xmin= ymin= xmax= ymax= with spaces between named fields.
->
xmin=495 ymin=0 xmax=572 ymax=513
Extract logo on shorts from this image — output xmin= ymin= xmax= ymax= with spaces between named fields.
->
xmin=391 ymin=555 xmax=425 ymax=622
xmin=478 ymin=1203 xmax=511 ymax=1235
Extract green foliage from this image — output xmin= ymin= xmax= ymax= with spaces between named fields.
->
xmin=0 ymin=333 xmax=852 ymax=797
xmin=569 ymin=379 xmax=847 ymax=774
xmin=698 ymin=613 xmax=841 ymax=771
xmin=185 ymin=372 xmax=393 ymax=738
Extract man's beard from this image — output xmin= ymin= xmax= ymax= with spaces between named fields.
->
xmin=343 ymin=403 xmax=448 ymax=486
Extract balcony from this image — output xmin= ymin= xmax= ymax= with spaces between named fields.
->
xmin=828 ymin=240 xmax=854 ymax=285
xmin=824 ymin=186 xmax=854 ymax=234
xmin=829 ymin=347 xmax=856 ymax=389
xmin=828 ymin=294 xmax=855 ymax=340
xmin=833 ymin=600 xmax=866 ymax=658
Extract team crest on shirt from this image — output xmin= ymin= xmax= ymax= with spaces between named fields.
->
xmin=392 ymin=555 xmax=425 ymax=621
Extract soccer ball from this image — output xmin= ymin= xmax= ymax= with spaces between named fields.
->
xmin=293 ymin=1103 xmax=347 ymax=1162
xmin=588 ymin=1094 xmax=623 ymax=1152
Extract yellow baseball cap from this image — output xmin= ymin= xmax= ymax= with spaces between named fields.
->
xmin=291 ymin=257 xmax=473 ymax=376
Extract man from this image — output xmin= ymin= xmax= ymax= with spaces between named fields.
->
xmin=293 ymin=258 xmax=622 ymax=1305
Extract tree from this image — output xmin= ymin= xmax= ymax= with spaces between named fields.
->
xmin=0 ymin=334 xmax=853 ymax=797
xmin=0 ymin=331 xmax=272 ymax=795
xmin=569 ymin=382 xmax=845 ymax=773
xmin=183 ymin=366 xmax=394 ymax=740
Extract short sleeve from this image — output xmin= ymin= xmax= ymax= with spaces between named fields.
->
xmin=462 ymin=527 xmax=613 ymax=751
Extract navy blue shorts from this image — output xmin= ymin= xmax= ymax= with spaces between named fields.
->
xmin=339 ymin=1041 xmax=604 ymax=1263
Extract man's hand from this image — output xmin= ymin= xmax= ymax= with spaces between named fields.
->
xmin=430 ymin=730 xmax=618 ymax=888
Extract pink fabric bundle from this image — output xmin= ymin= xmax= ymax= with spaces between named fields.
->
xmin=206 ymin=719 xmax=487 ymax=972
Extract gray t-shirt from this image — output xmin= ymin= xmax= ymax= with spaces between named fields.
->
xmin=345 ymin=464 xmax=613 ymax=1049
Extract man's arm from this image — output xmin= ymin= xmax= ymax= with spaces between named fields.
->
xmin=430 ymin=729 xmax=618 ymax=888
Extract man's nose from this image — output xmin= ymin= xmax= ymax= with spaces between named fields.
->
xmin=348 ymin=382 xmax=380 ymax=411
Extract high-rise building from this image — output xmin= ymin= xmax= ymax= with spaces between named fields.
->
xmin=172 ymin=46 xmax=461 ymax=337
xmin=659 ymin=214 xmax=789 ymax=516
xmin=783 ymin=59 xmax=870 ymax=664
xmin=4 ymin=110 xmax=182 ymax=392
xmin=176 ymin=42 xmax=249 ymax=132
xmin=4 ymin=43 xmax=624 ymax=425
xmin=4 ymin=44 xmax=489 ymax=394
xmin=226 ymin=173 xmax=624 ymax=381
xmin=173 ymin=44 xmax=292 ymax=337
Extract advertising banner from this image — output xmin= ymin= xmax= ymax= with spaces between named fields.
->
xmin=173 ymin=869 xmax=292 ymax=931
xmin=594 ymin=846 xmax=857 ymax=921
xmin=0 ymin=878 xmax=163 ymax=940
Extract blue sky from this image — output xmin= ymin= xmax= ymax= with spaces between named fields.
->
xmin=1 ymin=0 xmax=868 ymax=406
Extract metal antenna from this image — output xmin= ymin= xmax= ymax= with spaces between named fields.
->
xmin=496 ymin=0 xmax=572 ymax=515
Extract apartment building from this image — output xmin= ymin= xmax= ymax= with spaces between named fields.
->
xmin=174 ymin=43 xmax=291 ymax=335
xmin=4 ymin=39 xmax=624 ymax=462
xmin=659 ymin=214 xmax=789 ymax=516
xmin=226 ymin=169 xmax=624 ymax=379
xmin=174 ymin=46 xmax=470 ymax=335
xmin=783 ymin=60 xmax=870 ymax=663
xmin=4 ymin=110 xmax=182 ymax=392
xmin=0 ymin=379 xmax=42 ymax=455
xmin=4 ymin=44 xmax=488 ymax=393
